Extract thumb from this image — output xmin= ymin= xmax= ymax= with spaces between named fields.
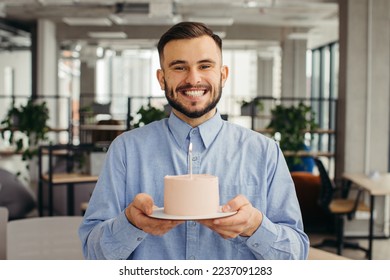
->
xmin=135 ymin=193 xmax=155 ymax=215
xmin=222 ymin=195 xmax=248 ymax=212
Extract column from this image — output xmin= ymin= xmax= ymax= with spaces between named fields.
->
xmin=337 ymin=0 xmax=390 ymax=176
xmin=79 ymin=45 xmax=98 ymax=108
xmin=36 ymin=19 xmax=57 ymax=98
xmin=281 ymin=38 xmax=307 ymax=99
xmin=256 ymin=52 xmax=274 ymax=129
xmin=257 ymin=53 xmax=273 ymax=97
xmin=338 ymin=0 xmax=390 ymax=236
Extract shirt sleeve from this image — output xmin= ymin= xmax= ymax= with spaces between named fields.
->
xmin=244 ymin=142 xmax=310 ymax=260
xmin=80 ymin=211 xmax=148 ymax=259
xmin=78 ymin=136 xmax=147 ymax=260
xmin=245 ymin=215 xmax=309 ymax=259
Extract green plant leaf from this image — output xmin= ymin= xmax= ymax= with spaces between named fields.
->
xmin=0 ymin=99 xmax=50 ymax=176
xmin=267 ymin=102 xmax=318 ymax=170
xmin=132 ymin=104 xmax=166 ymax=128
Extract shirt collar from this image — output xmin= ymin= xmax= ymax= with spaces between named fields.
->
xmin=168 ymin=111 xmax=224 ymax=150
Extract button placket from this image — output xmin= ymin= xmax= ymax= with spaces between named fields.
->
xmin=185 ymin=221 xmax=199 ymax=260
xmin=188 ymin=128 xmax=202 ymax=174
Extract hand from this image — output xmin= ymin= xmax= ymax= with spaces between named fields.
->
xmin=125 ymin=193 xmax=184 ymax=236
xmin=198 ymin=194 xmax=263 ymax=239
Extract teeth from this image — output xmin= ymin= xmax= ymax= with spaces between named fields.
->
xmin=185 ymin=90 xmax=204 ymax=97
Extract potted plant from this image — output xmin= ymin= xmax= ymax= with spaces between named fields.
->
xmin=1 ymin=99 xmax=50 ymax=176
xmin=267 ymin=102 xmax=318 ymax=171
xmin=131 ymin=104 xmax=167 ymax=128
xmin=240 ymin=98 xmax=264 ymax=116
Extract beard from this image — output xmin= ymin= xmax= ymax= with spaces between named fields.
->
xmin=164 ymin=80 xmax=223 ymax=119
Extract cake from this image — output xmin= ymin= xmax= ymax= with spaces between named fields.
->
xmin=164 ymin=174 xmax=219 ymax=216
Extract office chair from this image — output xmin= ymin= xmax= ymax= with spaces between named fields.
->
xmin=313 ymin=157 xmax=370 ymax=256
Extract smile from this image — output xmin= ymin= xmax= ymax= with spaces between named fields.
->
xmin=184 ymin=90 xmax=206 ymax=97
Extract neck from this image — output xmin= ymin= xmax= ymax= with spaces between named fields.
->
xmin=172 ymin=108 xmax=217 ymax=127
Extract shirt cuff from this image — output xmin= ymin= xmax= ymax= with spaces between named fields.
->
xmin=106 ymin=211 xmax=148 ymax=259
xmin=245 ymin=215 xmax=278 ymax=256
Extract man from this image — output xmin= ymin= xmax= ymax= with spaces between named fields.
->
xmin=79 ymin=22 xmax=309 ymax=260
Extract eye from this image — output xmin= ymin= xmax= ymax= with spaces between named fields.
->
xmin=173 ymin=65 xmax=186 ymax=71
xmin=200 ymin=64 xmax=212 ymax=70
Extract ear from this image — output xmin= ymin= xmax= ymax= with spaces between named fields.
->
xmin=220 ymin=65 xmax=229 ymax=87
xmin=156 ymin=69 xmax=165 ymax=90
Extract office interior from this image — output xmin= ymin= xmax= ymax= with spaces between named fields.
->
xmin=0 ymin=0 xmax=390 ymax=260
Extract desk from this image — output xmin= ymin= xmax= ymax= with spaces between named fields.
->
xmin=38 ymin=144 xmax=102 ymax=216
xmin=39 ymin=173 xmax=98 ymax=216
xmin=342 ymin=172 xmax=390 ymax=259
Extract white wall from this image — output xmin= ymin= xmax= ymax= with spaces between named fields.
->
xmin=0 ymin=51 xmax=31 ymax=96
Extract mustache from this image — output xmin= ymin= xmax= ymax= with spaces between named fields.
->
xmin=176 ymin=84 xmax=212 ymax=92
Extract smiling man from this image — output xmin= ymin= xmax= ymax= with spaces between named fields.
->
xmin=156 ymin=29 xmax=228 ymax=127
xmin=79 ymin=22 xmax=309 ymax=260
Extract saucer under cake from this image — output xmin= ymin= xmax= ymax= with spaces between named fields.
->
xmin=148 ymin=207 xmax=237 ymax=220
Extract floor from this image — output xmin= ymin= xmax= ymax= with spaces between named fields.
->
xmin=308 ymin=233 xmax=390 ymax=260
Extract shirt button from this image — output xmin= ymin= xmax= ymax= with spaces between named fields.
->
xmin=253 ymin=243 xmax=259 ymax=248
xmin=137 ymin=237 xmax=143 ymax=242
xmin=192 ymin=156 xmax=198 ymax=161
xmin=191 ymin=130 xmax=197 ymax=135
xmin=191 ymin=221 xmax=196 ymax=227
xmin=189 ymin=255 xmax=195 ymax=260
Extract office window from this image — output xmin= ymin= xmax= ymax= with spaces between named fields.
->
xmin=94 ymin=48 xmax=258 ymax=127
xmin=309 ymin=42 xmax=339 ymax=175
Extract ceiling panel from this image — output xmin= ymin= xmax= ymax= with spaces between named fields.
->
xmin=0 ymin=0 xmax=338 ymax=52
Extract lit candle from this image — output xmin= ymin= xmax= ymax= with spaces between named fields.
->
xmin=188 ymin=142 xmax=193 ymax=178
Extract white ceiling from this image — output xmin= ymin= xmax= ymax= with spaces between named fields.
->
xmin=0 ymin=0 xmax=338 ymax=52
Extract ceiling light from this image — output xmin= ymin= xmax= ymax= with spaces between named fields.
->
xmin=63 ymin=17 xmax=112 ymax=26
xmin=110 ymin=14 xmax=181 ymax=25
xmin=243 ymin=0 xmax=273 ymax=8
xmin=287 ymin=33 xmax=309 ymax=40
xmin=88 ymin=32 xmax=127 ymax=39
xmin=187 ymin=17 xmax=234 ymax=26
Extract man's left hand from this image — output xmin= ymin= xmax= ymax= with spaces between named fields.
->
xmin=198 ymin=194 xmax=263 ymax=239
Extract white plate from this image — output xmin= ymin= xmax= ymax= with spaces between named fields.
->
xmin=148 ymin=207 xmax=237 ymax=220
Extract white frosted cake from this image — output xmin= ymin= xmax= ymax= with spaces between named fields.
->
xmin=164 ymin=174 xmax=219 ymax=216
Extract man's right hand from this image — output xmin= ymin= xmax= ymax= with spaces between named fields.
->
xmin=125 ymin=193 xmax=184 ymax=235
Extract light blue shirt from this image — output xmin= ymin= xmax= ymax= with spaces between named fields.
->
xmin=79 ymin=112 xmax=309 ymax=260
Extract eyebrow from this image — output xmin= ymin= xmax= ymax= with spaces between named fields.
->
xmin=168 ymin=60 xmax=186 ymax=67
xmin=168 ymin=59 xmax=217 ymax=68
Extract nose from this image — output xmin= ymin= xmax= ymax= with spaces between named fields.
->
xmin=185 ymin=68 xmax=201 ymax=85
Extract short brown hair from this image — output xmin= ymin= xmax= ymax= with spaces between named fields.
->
xmin=157 ymin=22 xmax=222 ymax=60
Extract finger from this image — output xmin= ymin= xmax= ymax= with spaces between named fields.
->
xmin=142 ymin=218 xmax=184 ymax=236
xmin=205 ymin=222 xmax=242 ymax=239
xmin=198 ymin=219 xmax=214 ymax=228
xmin=222 ymin=194 xmax=250 ymax=212
xmin=133 ymin=193 xmax=154 ymax=215
xmin=214 ymin=213 xmax=246 ymax=227
xmin=215 ymin=204 xmax=250 ymax=226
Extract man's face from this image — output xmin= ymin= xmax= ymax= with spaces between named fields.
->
xmin=157 ymin=35 xmax=228 ymax=124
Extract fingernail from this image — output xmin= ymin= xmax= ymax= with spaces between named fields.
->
xmin=223 ymin=204 xmax=232 ymax=212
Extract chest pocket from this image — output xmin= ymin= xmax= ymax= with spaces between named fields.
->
xmin=219 ymin=183 xmax=262 ymax=208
